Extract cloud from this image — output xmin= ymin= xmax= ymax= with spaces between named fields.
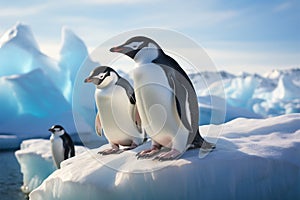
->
xmin=273 ymin=2 xmax=292 ymax=12
xmin=0 ymin=4 xmax=47 ymax=17
xmin=206 ymin=47 xmax=300 ymax=74
xmin=61 ymin=0 xmax=153 ymax=5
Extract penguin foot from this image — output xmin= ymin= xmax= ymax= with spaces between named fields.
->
xmin=98 ymin=148 xmax=123 ymax=155
xmin=153 ymin=149 xmax=182 ymax=161
xmin=136 ymin=146 xmax=161 ymax=159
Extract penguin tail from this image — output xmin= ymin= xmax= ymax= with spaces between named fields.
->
xmin=142 ymin=130 xmax=148 ymax=144
xmin=189 ymin=130 xmax=216 ymax=150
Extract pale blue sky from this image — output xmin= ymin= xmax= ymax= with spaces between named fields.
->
xmin=0 ymin=0 xmax=299 ymax=74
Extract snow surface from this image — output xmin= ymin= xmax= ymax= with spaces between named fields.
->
xmin=29 ymin=114 xmax=300 ymax=200
xmin=15 ymin=139 xmax=86 ymax=194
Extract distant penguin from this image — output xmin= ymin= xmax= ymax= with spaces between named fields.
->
xmin=110 ymin=36 xmax=215 ymax=160
xmin=49 ymin=125 xmax=75 ymax=168
xmin=84 ymin=66 xmax=145 ymax=155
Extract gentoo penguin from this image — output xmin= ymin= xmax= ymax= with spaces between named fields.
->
xmin=110 ymin=36 xmax=215 ymax=160
xmin=84 ymin=66 xmax=145 ymax=155
xmin=49 ymin=125 xmax=75 ymax=168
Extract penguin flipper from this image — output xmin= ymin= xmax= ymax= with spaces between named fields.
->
xmin=116 ymin=77 xmax=136 ymax=104
xmin=95 ymin=112 xmax=102 ymax=136
xmin=63 ymin=145 xmax=70 ymax=160
xmin=70 ymin=146 xmax=75 ymax=157
xmin=169 ymin=74 xmax=193 ymax=133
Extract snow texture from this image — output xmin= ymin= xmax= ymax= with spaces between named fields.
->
xmin=29 ymin=114 xmax=300 ymax=200
xmin=15 ymin=139 xmax=86 ymax=194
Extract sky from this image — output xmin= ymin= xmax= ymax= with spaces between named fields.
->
xmin=0 ymin=0 xmax=299 ymax=75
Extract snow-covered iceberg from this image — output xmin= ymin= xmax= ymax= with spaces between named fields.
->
xmin=0 ymin=23 xmax=100 ymax=150
xmin=29 ymin=114 xmax=300 ymax=200
xmin=201 ymin=69 xmax=300 ymax=117
xmin=15 ymin=139 xmax=86 ymax=194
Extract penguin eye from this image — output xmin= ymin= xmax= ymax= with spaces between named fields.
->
xmin=125 ymin=41 xmax=143 ymax=50
xmin=97 ymin=72 xmax=107 ymax=79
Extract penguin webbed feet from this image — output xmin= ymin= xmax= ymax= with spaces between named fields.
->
xmin=136 ymin=145 xmax=161 ymax=159
xmin=98 ymin=148 xmax=124 ymax=155
xmin=98 ymin=144 xmax=123 ymax=155
xmin=153 ymin=149 xmax=182 ymax=161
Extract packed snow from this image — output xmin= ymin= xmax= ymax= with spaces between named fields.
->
xmin=28 ymin=114 xmax=300 ymax=200
xmin=15 ymin=139 xmax=86 ymax=194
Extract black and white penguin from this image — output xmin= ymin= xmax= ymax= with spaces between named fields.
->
xmin=48 ymin=125 xmax=75 ymax=168
xmin=110 ymin=36 xmax=215 ymax=160
xmin=84 ymin=66 xmax=145 ymax=155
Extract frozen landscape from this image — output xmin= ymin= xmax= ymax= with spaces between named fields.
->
xmin=26 ymin=114 xmax=300 ymax=200
xmin=0 ymin=23 xmax=299 ymax=200
xmin=0 ymin=23 xmax=299 ymax=150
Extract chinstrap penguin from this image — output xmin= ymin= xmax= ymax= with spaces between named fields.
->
xmin=49 ymin=125 xmax=75 ymax=168
xmin=84 ymin=66 xmax=145 ymax=155
xmin=110 ymin=36 xmax=215 ymax=160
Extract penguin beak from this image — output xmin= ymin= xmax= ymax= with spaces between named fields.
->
xmin=84 ymin=77 xmax=93 ymax=83
xmin=110 ymin=44 xmax=137 ymax=59
xmin=48 ymin=128 xmax=53 ymax=133
xmin=110 ymin=46 xmax=123 ymax=53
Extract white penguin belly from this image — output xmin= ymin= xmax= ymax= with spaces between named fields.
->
xmin=50 ymin=135 xmax=64 ymax=168
xmin=95 ymin=86 xmax=143 ymax=146
xmin=134 ymin=64 xmax=189 ymax=152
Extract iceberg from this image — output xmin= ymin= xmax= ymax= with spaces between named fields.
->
xmin=0 ymin=23 xmax=69 ymax=100
xmin=0 ymin=23 xmax=101 ymax=150
xmin=0 ymin=69 xmax=89 ymax=150
xmin=15 ymin=139 xmax=86 ymax=194
xmin=29 ymin=114 xmax=300 ymax=200
xmin=201 ymin=69 xmax=300 ymax=117
xmin=58 ymin=27 xmax=98 ymax=102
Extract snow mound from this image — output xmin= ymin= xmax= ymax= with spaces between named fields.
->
xmin=15 ymin=139 xmax=87 ymax=194
xmin=30 ymin=114 xmax=300 ymax=200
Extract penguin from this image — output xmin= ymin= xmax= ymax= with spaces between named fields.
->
xmin=84 ymin=66 xmax=145 ymax=155
xmin=110 ymin=36 xmax=215 ymax=160
xmin=48 ymin=125 xmax=75 ymax=169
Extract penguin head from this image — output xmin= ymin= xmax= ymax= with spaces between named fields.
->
xmin=110 ymin=36 xmax=161 ymax=61
xmin=48 ymin=125 xmax=65 ymax=136
xmin=84 ymin=66 xmax=120 ymax=89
